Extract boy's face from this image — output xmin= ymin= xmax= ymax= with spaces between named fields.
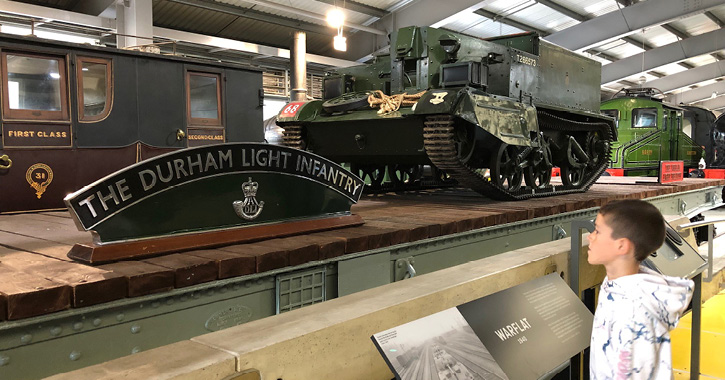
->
xmin=587 ymin=213 xmax=622 ymax=265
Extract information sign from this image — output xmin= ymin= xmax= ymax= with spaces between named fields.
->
xmin=372 ymin=273 xmax=593 ymax=380
xmin=659 ymin=160 xmax=684 ymax=184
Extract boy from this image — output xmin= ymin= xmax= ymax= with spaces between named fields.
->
xmin=587 ymin=199 xmax=694 ymax=380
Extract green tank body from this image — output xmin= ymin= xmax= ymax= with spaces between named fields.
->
xmin=277 ymin=26 xmax=616 ymax=200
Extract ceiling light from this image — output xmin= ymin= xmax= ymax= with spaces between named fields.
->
xmin=326 ymin=8 xmax=345 ymax=29
xmin=334 ymin=34 xmax=347 ymax=52
xmin=712 ymin=91 xmax=717 ymax=99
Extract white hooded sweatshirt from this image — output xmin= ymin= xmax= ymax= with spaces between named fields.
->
xmin=590 ymin=266 xmax=694 ymax=380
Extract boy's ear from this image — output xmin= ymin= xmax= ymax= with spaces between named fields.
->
xmin=615 ymin=237 xmax=635 ymax=257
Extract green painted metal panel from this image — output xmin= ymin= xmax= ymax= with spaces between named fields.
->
xmin=337 ymin=252 xmax=391 ymax=297
xmin=276 ymin=267 xmax=327 ymax=313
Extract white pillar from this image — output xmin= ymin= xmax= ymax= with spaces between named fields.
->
xmin=116 ymin=0 xmax=153 ymax=49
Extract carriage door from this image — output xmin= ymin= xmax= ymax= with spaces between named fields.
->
xmin=0 ymin=51 xmax=71 ymax=212
xmin=667 ymin=110 xmax=679 ymax=160
xmin=185 ymin=70 xmax=224 ymax=147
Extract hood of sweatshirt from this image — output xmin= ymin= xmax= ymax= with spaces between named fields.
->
xmin=601 ymin=266 xmax=694 ymax=329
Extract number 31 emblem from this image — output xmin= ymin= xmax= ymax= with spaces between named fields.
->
xmin=26 ymin=163 xmax=53 ymax=199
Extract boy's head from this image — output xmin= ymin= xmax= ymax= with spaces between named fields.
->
xmin=587 ymin=199 xmax=666 ymax=264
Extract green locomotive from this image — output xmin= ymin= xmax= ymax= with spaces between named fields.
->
xmin=600 ymin=88 xmax=703 ymax=176
xmin=276 ymin=26 xmax=616 ymax=200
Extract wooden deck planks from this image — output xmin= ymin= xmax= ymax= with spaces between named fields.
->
xmin=1 ymin=251 xmax=126 ymax=308
xmin=0 ymin=264 xmax=71 ymax=320
xmin=182 ymin=249 xmax=256 ymax=280
xmin=0 ymin=177 xmax=722 ymax=320
xmin=142 ymin=254 xmax=218 ymax=288
xmin=98 ymin=261 xmax=175 ymax=297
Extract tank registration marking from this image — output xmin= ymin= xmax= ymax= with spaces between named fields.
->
xmin=279 ymin=102 xmax=305 ymax=118
xmin=516 ymin=54 xmax=537 ymax=67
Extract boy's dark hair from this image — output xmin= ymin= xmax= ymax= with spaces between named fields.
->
xmin=599 ymin=199 xmax=666 ymax=262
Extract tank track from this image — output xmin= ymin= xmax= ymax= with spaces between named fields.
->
xmin=423 ymin=112 xmax=613 ymax=200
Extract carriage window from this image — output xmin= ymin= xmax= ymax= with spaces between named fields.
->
xmin=187 ymin=72 xmax=222 ymax=126
xmin=683 ymin=117 xmax=693 ymax=137
xmin=632 ymin=108 xmax=658 ymax=128
xmin=2 ymin=52 xmax=69 ymax=120
xmin=77 ymin=57 xmax=112 ymax=121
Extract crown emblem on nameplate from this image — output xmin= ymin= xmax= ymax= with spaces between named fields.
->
xmin=233 ymin=177 xmax=265 ymax=220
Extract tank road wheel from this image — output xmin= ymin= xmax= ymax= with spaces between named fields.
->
xmin=524 ymin=139 xmax=553 ymax=189
xmin=390 ymin=164 xmax=423 ymax=187
xmin=562 ymin=131 xmax=607 ymax=187
xmin=586 ymin=131 xmax=606 ymax=169
xmin=350 ymin=164 xmax=385 ymax=191
xmin=561 ymin=164 xmax=585 ymax=187
xmin=490 ymin=142 xmax=524 ymax=192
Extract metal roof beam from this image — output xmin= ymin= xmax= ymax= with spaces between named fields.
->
xmin=167 ymin=0 xmax=334 ymax=36
xmin=705 ymin=11 xmax=725 ymax=27
xmin=341 ymin=0 xmax=498 ymax=62
xmin=0 ymin=0 xmax=115 ymax=29
xmin=644 ymin=60 xmax=725 ymax=93
xmin=535 ymin=0 xmax=697 ymax=68
xmin=71 ymin=0 xmax=116 ymax=16
xmin=474 ymin=6 xmax=640 ymax=73
xmin=533 ymin=0 xmax=679 ymax=67
xmin=387 ymin=0 xmax=496 ymax=30
xmin=154 ymin=26 xmax=357 ymax=68
xmin=601 ymin=28 xmax=725 ymax=85
xmin=535 ymin=0 xmax=585 ymax=22
xmin=660 ymin=23 xmax=725 ymax=61
xmin=311 ymin=0 xmax=387 ymax=18
xmin=473 ymin=8 xmax=548 ymax=36
xmin=544 ymin=0 xmax=725 ymax=51
xmin=666 ymin=80 xmax=725 ymax=104
xmin=236 ymin=0 xmax=385 ymax=35
xmin=692 ymin=95 xmax=725 ymax=110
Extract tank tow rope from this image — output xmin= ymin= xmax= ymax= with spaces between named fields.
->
xmin=367 ymin=90 xmax=426 ymax=115
xmin=423 ymin=112 xmax=613 ymax=200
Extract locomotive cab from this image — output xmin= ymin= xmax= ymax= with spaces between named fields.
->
xmin=601 ymin=88 xmax=702 ymax=176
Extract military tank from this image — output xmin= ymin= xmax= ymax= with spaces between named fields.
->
xmin=277 ymin=26 xmax=616 ymax=200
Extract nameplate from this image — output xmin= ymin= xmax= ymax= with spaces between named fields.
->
xmin=187 ymin=128 xmax=225 ymax=147
xmin=3 ymin=124 xmax=72 ymax=147
xmin=64 ymin=143 xmax=364 ymax=244
xmin=659 ymin=160 xmax=684 ymax=184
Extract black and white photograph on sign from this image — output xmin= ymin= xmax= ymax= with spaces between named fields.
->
xmin=457 ymin=274 xmax=593 ymax=380
xmin=371 ymin=308 xmax=508 ymax=380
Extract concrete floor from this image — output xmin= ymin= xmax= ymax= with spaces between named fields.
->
xmin=672 ymin=206 xmax=725 ymax=380
xmin=699 ymin=207 xmax=725 ymax=275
